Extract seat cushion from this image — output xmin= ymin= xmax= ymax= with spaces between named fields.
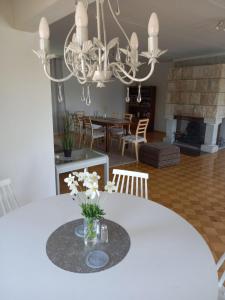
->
xmin=123 ymin=135 xmax=146 ymax=143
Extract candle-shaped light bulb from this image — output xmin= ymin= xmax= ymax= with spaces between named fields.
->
xmin=148 ymin=12 xmax=159 ymax=37
xmin=130 ymin=32 xmax=139 ymax=50
xmin=39 ymin=17 xmax=50 ymax=39
xmin=75 ymin=1 xmax=88 ymax=46
xmin=148 ymin=12 xmax=159 ymax=53
xmin=75 ymin=1 xmax=88 ymax=27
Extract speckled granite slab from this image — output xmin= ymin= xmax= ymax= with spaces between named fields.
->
xmin=46 ymin=219 xmax=131 ymax=273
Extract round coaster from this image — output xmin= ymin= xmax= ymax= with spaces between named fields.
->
xmin=74 ymin=224 xmax=84 ymax=237
xmin=46 ymin=219 xmax=130 ymax=273
xmin=86 ymin=250 xmax=109 ymax=269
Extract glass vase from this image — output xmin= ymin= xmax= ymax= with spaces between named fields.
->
xmin=84 ymin=218 xmax=100 ymax=247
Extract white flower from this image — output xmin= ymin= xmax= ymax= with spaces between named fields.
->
xmin=64 ymin=174 xmax=75 ymax=187
xmin=73 ymin=170 xmax=90 ymax=183
xmin=85 ymin=181 xmax=100 ymax=200
xmin=69 ymin=180 xmax=79 ymax=196
xmin=105 ymin=181 xmax=117 ymax=193
xmin=90 ymin=172 xmax=100 ymax=183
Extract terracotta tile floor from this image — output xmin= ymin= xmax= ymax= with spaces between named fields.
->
xmin=59 ymin=132 xmax=225 ymax=263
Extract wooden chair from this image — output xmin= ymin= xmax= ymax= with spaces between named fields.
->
xmin=0 ymin=179 xmax=20 ymax=216
xmin=121 ymin=118 xmax=149 ymax=161
xmin=217 ymin=253 xmax=225 ymax=300
xmin=83 ymin=117 xmax=105 ymax=149
xmin=112 ymin=169 xmax=149 ymax=199
xmin=73 ymin=115 xmax=83 ymax=134
xmin=110 ymin=113 xmax=133 ymax=148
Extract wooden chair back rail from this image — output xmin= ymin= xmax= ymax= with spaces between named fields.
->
xmin=124 ymin=113 xmax=133 ymax=134
xmin=136 ymin=119 xmax=149 ymax=138
xmin=0 ymin=179 xmax=20 ymax=216
xmin=217 ymin=252 xmax=225 ymax=288
xmin=112 ymin=169 xmax=149 ymax=199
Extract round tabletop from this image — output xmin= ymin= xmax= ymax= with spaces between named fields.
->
xmin=0 ymin=193 xmax=218 ymax=300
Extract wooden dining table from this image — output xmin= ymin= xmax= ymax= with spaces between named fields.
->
xmin=90 ymin=117 xmax=131 ymax=153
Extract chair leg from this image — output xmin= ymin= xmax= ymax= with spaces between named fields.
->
xmin=90 ymin=138 xmax=93 ymax=149
xmin=122 ymin=140 xmax=125 ymax=156
xmin=135 ymin=143 xmax=139 ymax=162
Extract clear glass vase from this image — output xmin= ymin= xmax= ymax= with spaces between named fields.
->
xmin=84 ymin=218 xmax=100 ymax=247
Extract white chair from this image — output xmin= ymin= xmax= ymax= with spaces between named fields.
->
xmin=217 ymin=252 xmax=225 ymax=300
xmin=121 ymin=118 xmax=149 ymax=161
xmin=83 ymin=117 xmax=105 ymax=149
xmin=112 ymin=169 xmax=149 ymax=199
xmin=0 ymin=179 xmax=20 ymax=216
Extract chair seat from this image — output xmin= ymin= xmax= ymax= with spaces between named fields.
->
xmin=92 ymin=124 xmax=103 ymax=130
xmin=122 ymin=135 xmax=146 ymax=143
xmin=111 ymin=127 xmax=124 ymax=136
xmin=93 ymin=132 xmax=105 ymax=139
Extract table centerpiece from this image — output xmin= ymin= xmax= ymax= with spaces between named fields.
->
xmin=64 ymin=170 xmax=116 ymax=246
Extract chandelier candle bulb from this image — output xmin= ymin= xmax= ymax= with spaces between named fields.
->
xmin=39 ymin=17 xmax=50 ymax=51
xmin=75 ymin=1 xmax=88 ymax=46
xmin=148 ymin=12 xmax=159 ymax=53
xmin=130 ymin=32 xmax=139 ymax=64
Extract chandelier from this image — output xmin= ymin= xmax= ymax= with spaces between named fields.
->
xmin=34 ymin=0 xmax=166 ymax=104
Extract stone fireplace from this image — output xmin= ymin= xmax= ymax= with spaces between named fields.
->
xmin=164 ymin=63 xmax=225 ymax=153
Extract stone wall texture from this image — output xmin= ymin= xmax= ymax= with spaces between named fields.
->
xmin=166 ymin=64 xmax=225 ymax=120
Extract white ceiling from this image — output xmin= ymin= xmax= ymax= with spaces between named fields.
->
xmin=50 ymin=0 xmax=225 ymax=61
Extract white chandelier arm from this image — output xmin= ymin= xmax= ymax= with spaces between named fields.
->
xmin=63 ymin=24 xmax=76 ymax=74
xmin=107 ymin=0 xmax=130 ymax=47
xmin=111 ymin=60 xmax=156 ymax=83
xmin=112 ymin=63 xmax=135 ymax=85
xmin=96 ymin=0 xmax=102 ymax=71
xmin=43 ymin=64 xmax=73 ymax=83
xmin=100 ymin=0 xmax=108 ymax=71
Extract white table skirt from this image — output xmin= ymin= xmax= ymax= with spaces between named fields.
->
xmin=0 ymin=193 xmax=218 ymax=300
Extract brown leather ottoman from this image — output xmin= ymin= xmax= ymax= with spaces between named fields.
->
xmin=139 ymin=143 xmax=180 ymax=168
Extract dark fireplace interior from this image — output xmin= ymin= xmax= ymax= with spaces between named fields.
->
xmin=175 ymin=116 xmax=206 ymax=148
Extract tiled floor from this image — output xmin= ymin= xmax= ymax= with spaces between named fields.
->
xmin=59 ymin=132 xmax=225 ymax=263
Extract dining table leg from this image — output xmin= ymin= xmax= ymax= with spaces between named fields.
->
xmin=105 ymin=124 xmax=110 ymax=153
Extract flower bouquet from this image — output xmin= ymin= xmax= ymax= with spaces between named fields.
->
xmin=64 ymin=170 xmax=116 ymax=246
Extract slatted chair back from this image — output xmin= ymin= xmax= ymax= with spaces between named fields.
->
xmin=135 ymin=118 xmax=149 ymax=140
xmin=75 ymin=111 xmax=85 ymax=117
xmin=83 ymin=116 xmax=93 ymax=136
xmin=0 ymin=179 xmax=20 ymax=216
xmin=124 ymin=113 xmax=133 ymax=134
xmin=112 ymin=169 xmax=149 ymax=199
xmin=73 ymin=115 xmax=83 ymax=132
xmin=217 ymin=253 xmax=225 ymax=300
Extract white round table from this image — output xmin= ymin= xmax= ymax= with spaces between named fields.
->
xmin=0 ymin=193 xmax=218 ymax=300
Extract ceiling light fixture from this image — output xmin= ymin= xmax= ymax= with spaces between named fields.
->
xmin=34 ymin=0 xmax=167 ymax=103
xmin=216 ymin=20 xmax=225 ymax=31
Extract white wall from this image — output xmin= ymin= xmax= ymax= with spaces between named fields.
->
xmin=0 ymin=0 xmax=56 ymax=205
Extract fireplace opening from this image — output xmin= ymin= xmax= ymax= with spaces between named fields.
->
xmin=175 ymin=116 xmax=206 ymax=148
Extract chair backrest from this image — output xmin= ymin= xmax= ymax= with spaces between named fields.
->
xmin=112 ymin=169 xmax=149 ymax=199
xmin=75 ymin=111 xmax=85 ymax=117
xmin=124 ymin=113 xmax=133 ymax=134
xmin=111 ymin=112 xmax=118 ymax=119
xmin=217 ymin=253 xmax=225 ymax=299
xmin=83 ymin=116 xmax=93 ymax=135
xmin=135 ymin=118 xmax=149 ymax=139
xmin=0 ymin=179 xmax=20 ymax=216
xmin=73 ymin=115 xmax=83 ymax=129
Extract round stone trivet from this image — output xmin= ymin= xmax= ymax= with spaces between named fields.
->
xmin=46 ymin=219 xmax=131 ymax=273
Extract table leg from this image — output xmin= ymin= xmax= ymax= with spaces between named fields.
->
xmin=106 ymin=124 xmax=110 ymax=153
xmin=104 ymin=157 xmax=109 ymax=185
xmin=55 ymin=170 xmax=60 ymax=195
